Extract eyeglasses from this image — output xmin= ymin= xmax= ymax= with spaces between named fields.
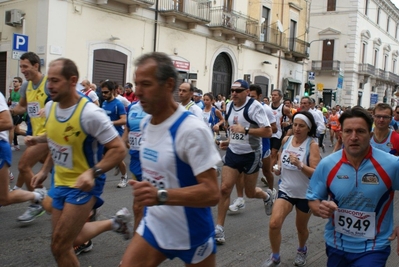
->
xmin=374 ymin=115 xmax=391 ymax=120
xmin=12 ymin=80 xmax=19 ymax=83
xmin=101 ymin=91 xmax=111 ymax=95
xmin=231 ymin=88 xmax=246 ymax=93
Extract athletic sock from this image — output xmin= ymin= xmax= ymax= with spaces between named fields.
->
xmin=33 ymin=191 xmax=41 ymax=202
xmin=272 ymin=253 xmax=280 ymax=261
xmin=298 ymin=246 xmax=307 ymax=253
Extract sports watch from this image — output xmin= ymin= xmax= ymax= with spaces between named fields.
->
xmin=244 ymin=127 xmax=249 ymax=135
xmin=157 ymin=189 xmax=168 ymax=205
xmin=92 ymin=166 xmax=103 ymax=178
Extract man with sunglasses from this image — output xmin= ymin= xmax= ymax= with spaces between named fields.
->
xmin=101 ymin=81 xmax=128 ymax=187
xmin=214 ymin=79 xmax=274 ymax=245
xmin=371 ymin=103 xmax=399 ymax=155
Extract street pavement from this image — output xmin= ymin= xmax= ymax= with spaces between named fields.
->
xmin=1 ymin=135 xmax=399 ymax=267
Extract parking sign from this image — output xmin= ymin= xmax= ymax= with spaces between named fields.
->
xmin=13 ymin=33 xmax=28 ymax=52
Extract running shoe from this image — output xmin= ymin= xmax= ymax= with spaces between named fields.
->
xmin=74 ymin=240 xmax=93 ymax=255
xmin=293 ymin=249 xmax=307 ymax=266
xmin=89 ymin=208 xmax=99 ymax=222
xmin=260 ymin=176 xmax=268 ymax=187
xmin=262 ymin=254 xmax=281 ymax=267
xmin=113 ymin=207 xmax=133 ymax=240
xmin=117 ymin=177 xmax=127 ymax=188
xmin=228 ymin=198 xmax=245 ymax=212
xmin=17 ymin=204 xmax=45 ymax=223
xmin=114 ymin=166 xmax=120 ymax=176
xmin=264 ymin=188 xmax=277 ymax=216
xmin=215 ymin=225 xmax=225 ymax=245
xmin=11 ymin=145 xmax=20 ymax=151
xmin=8 ymin=170 xmax=14 ymax=181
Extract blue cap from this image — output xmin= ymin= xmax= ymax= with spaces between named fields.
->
xmin=232 ymin=79 xmax=249 ymax=89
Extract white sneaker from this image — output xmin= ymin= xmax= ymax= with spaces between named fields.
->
xmin=34 ymin=187 xmax=47 ymax=204
xmin=264 ymin=188 xmax=277 ymax=216
xmin=229 ymin=198 xmax=245 ymax=212
xmin=113 ymin=207 xmax=133 ymax=240
xmin=8 ymin=170 xmax=14 ymax=181
xmin=215 ymin=225 xmax=225 ymax=244
xmin=117 ymin=177 xmax=127 ymax=188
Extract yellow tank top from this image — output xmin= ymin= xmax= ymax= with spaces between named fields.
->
xmin=26 ymin=76 xmax=48 ymax=136
xmin=46 ymin=97 xmax=91 ymax=187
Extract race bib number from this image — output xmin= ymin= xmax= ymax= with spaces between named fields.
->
xmin=129 ymin=131 xmax=142 ymax=151
xmin=230 ymin=132 xmax=248 ymax=143
xmin=27 ymin=102 xmax=40 ymax=118
xmin=48 ymin=140 xmax=73 ymax=169
xmin=142 ymin=167 xmax=168 ymax=189
xmin=10 ymin=101 xmax=18 ymax=109
xmin=281 ymin=153 xmax=299 ymax=171
xmin=334 ymin=208 xmax=375 ymax=239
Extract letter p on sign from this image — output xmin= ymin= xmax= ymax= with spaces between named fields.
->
xmin=13 ymin=33 xmax=28 ymax=52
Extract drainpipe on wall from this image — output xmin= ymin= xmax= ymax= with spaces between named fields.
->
xmin=153 ymin=0 xmax=159 ymax=52
xmin=277 ymin=0 xmax=284 ymax=90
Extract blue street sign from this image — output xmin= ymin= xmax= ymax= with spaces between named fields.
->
xmin=308 ymin=71 xmax=315 ymax=81
xmin=13 ymin=33 xmax=28 ymax=52
xmin=370 ymin=93 xmax=378 ymax=105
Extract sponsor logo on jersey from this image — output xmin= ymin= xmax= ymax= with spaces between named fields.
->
xmin=143 ymin=148 xmax=158 ymax=162
xmin=361 ymin=173 xmax=379 ymax=184
xmin=336 ymin=175 xmax=349 ymax=179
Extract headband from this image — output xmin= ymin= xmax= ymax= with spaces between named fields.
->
xmin=294 ymin=114 xmax=312 ymax=129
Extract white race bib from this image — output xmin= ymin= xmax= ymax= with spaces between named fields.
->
xmin=281 ymin=151 xmax=299 ymax=171
xmin=10 ymin=101 xmax=18 ymax=109
xmin=27 ymin=102 xmax=40 ymax=118
xmin=129 ymin=131 xmax=142 ymax=151
xmin=229 ymin=132 xmax=248 ymax=144
xmin=334 ymin=208 xmax=375 ymax=239
xmin=142 ymin=167 xmax=168 ymax=189
xmin=48 ymin=139 xmax=73 ymax=169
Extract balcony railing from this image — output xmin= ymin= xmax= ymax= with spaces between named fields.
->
xmin=287 ymin=38 xmax=308 ymax=55
xmin=208 ymin=7 xmax=258 ymax=38
xmin=258 ymin=26 xmax=287 ymax=48
xmin=133 ymin=0 xmax=155 ymax=5
xmin=389 ymin=72 xmax=399 ymax=84
xmin=375 ymin=68 xmax=388 ymax=80
xmin=158 ymin=0 xmax=211 ymax=23
xmin=311 ymin=60 xmax=341 ymax=71
xmin=358 ymin=63 xmax=375 ymax=76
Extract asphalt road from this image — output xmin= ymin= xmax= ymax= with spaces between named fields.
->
xmin=1 ymin=136 xmax=399 ymax=267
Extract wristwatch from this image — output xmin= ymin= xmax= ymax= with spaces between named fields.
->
xmin=244 ymin=127 xmax=249 ymax=135
xmin=92 ymin=166 xmax=103 ymax=178
xmin=157 ymin=189 xmax=168 ymax=205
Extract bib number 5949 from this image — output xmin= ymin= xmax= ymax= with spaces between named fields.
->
xmin=334 ymin=208 xmax=375 ymax=239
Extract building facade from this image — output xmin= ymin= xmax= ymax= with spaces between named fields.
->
xmin=308 ymin=0 xmax=399 ymax=108
xmin=0 ymin=0 xmax=309 ymax=102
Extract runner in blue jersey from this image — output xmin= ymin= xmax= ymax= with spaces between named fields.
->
xmin=307 ymin=107 xmax=399 ymax=267
xmin=101 ymin=80 xmax=128 ymax=188
xmin=122 ymin=101 xmax=147 ymax=230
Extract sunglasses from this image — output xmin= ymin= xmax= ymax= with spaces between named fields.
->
xmin=231 ymin=88 xmax=246 ymax=93
xmin=101 ymin=91 xmax=111 ymax=95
